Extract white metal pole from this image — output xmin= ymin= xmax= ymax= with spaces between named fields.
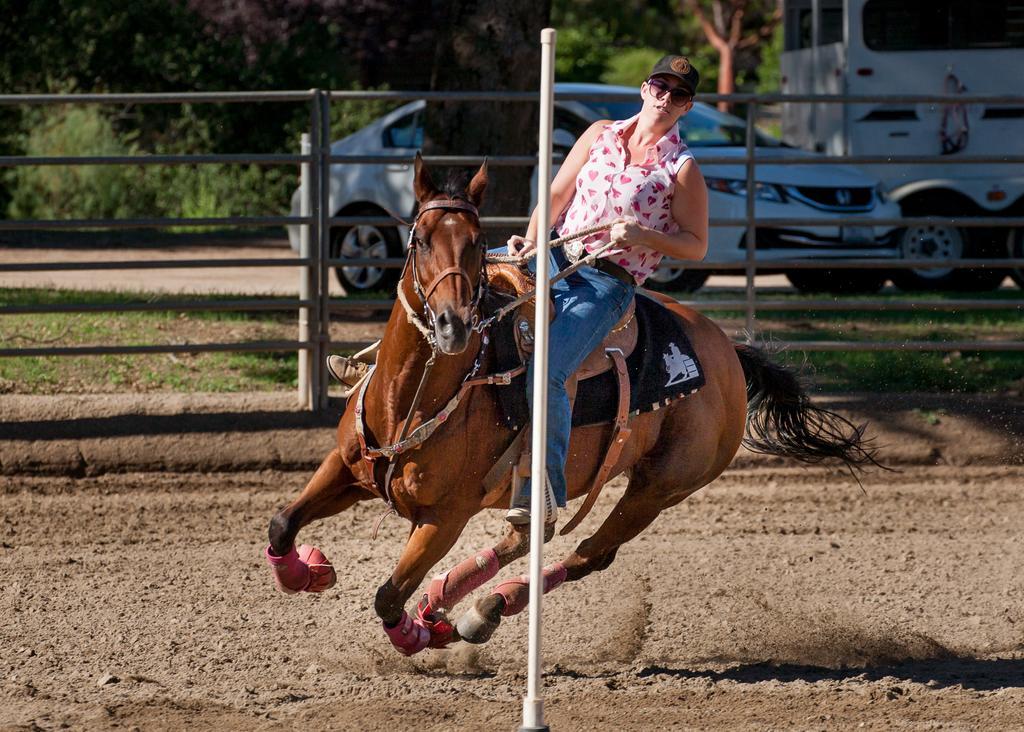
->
xmin=298 ymin=133 xmax=312 ymax=409
xmin=521 ymin=26 xmax=556 ymax=732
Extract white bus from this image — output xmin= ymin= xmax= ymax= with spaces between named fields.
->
xmin=781 ymin=0 xmax=1024 ymax=290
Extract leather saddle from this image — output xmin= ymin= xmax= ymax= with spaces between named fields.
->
xmin=490 ymin=263 xmax=639 ymax=380
xmin=486 ymin=263 xmax=638 ymax=535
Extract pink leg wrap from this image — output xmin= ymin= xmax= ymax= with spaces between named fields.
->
xmin=264 ymin=544 xmax=336 ymax=594
xmin=383 ymin=610 xmax=430 ymax=656
xmin=426 ymin=548 xmax=499 ymax=612
xmin=493 ymin=562 xmax=568 ymax=617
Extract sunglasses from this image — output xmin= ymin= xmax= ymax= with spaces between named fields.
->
xmin=646 ymin=77 xmax=693 ymax=106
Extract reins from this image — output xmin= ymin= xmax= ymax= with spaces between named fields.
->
xmin=483 ymin=223 xmax=618 ymax=324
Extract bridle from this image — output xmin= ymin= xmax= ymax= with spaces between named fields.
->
xmin=361 ymin=196 xmax=492 ymax=534
xmin=399 ymin=197 xmax=488 ymax=350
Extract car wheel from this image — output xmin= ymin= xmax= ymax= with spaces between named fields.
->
xmin=1008 ymin=229 xmax=1024 ymax=288
xmin=643 ymin=265 xmax=709 ymax=293
xmin=329 ymin=206 xmax=402 ymax=293
xmin=785 ymin=268 xmax=887 ymax=294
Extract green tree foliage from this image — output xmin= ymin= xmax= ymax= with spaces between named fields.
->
xmin=553 ymin=0 xmax=685 ymax=60
xmin=0 ymin=0 xmax=380 ymax=221
xmin=552 ymin=0 xmax=780 ymax=97
xmin=600 ymin=48 xmax=665 ymax=87
xmin=0 ymin=0 xmax=780 ymax=223
xmin=7 ymin=105 xmax=292 ymax=222
xmin=680 ymin=0 xmax=781 ymax=107
xmin=756 ymin=23 xmax=784 ymax=94
xmin=326 ymin=88 xmax=404 ymax=144
xmin=556 ymin=25 xmax=616 ymax=81
xmin=8 ymin=107 xmax=154 ymax=220
xmin=0 ymin=0 xmax=360 ymax=157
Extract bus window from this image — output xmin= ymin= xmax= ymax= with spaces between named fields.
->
xmin=821 ymin=8 xmax=843 ymax=44
xmin=863 ymin=0 xmax=1024 ymax=51
xmin=786 ymin=2 xmax=844 ymax=49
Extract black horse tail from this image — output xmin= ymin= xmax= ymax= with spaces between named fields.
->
xmin=734 ymin=343 xmax=882 ymax=474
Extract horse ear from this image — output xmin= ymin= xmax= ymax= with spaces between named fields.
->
xmin=467 ymin=157 xmax=488 ymax=208
xmin=413 ymin=151 xmax=438 ymax=202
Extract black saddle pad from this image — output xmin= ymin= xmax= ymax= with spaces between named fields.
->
xmin=491 ymin=292 xmax=705 ymax=429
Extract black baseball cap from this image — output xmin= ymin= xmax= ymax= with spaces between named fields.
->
xmin=649 ymin=55 xmax=700 ymax=95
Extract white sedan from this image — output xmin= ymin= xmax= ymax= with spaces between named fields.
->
xmin=288 ymin=83 xmax=902 ymax=294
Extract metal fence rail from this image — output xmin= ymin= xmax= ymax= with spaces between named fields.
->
xmin=0 ymin=258 xmax=312 ymax=272
xmin=1 ymin=89 xmax=1023 ymax=411
xmin=3 ymin=298 xmax=313 ymax=315
xmin=0 ymin=341 xmax=308 ymax=358
xmin=327 ymin=214 xmax=1024 ymax=228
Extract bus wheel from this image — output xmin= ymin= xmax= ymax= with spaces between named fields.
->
xmin=891 ymin=225 xmax=1005 ymax=291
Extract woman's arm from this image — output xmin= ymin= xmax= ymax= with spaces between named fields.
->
xmin=610 ymin=158 xmax=709 ymax=261
xmin=508 ymin=120 xmax=609 ymax=256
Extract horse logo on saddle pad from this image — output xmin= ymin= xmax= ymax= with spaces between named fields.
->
xmin=663 ymin=342 xmax=700 ymax=387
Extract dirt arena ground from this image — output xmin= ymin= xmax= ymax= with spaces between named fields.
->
xmin=2 ymin=465 xmax=1022 ymax=731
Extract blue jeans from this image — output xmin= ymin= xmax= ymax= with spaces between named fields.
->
xmin=519 ymin=249 xmax=635 ymax=506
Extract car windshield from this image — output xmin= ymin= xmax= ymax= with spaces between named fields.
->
xmin=576 ymin=98 xmax=780 ymax=148
xmin=682 ymin=106 xmax=782 ymax=147
xmin=576 ymin=100 xmax=645 ymax=121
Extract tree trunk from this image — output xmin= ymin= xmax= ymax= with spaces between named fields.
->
xmin=424 ymin=0 xmax=550 ymax=224
xmin=717 ymin=44 xmax=736 ymax=112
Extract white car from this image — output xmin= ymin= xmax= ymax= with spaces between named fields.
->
xmin=288 ymin=83 xmax=902 ymax=294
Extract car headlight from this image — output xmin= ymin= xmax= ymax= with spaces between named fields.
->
xmin=875 ymin=182 xmax=889 ymax=204
xmin=705 ymin=177 xmax=787 ymax=203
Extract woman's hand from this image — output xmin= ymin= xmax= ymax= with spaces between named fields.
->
xmin=507 ymin=235 xmax=536 ymax=257
xmin=609 ymin=218 xmax=647 ymax=247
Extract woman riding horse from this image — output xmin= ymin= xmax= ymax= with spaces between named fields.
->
xmin=265 ymin=59 xmax=877 ymax=657
xmin=504 ymin=54 xmax=706 ymax=526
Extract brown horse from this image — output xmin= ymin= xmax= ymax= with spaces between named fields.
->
xmin=265 ymin=154 xmax=876 ymax=655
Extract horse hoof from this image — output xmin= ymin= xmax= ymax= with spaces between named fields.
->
xmin=297 ymin=544 xmax=336 ymax=592
xmin=455 ymin=602 xmax=501 ymax=644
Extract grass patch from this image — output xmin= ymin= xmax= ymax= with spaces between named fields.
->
xmin=774 ymin=349 xmax=1023 ymax=393
xmin=0 ymin=288 xmax=300 ymax=394
xmin=685 ymin=288 xmax=1024 ymax=394
xmin=2 ymin=286 xmax=1022 ymax=395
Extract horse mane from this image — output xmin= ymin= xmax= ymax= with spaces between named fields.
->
xmin=439 ymin=170 xmax=472 ymax=201
xmin=412 ymin=170 xmax=473 ymax=219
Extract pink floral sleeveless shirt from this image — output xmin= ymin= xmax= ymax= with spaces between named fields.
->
xmin=556 ymin=114 xmax=694 ymax=284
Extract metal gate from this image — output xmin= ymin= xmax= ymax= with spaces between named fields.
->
xmin=1 ymin=89 xmax=1022 ymax=411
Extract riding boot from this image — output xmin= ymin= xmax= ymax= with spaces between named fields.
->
xmin=326 ymin=339 xmax=381 ymax=396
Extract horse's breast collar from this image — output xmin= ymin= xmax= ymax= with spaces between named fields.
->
xmin=353 ymin=363 xmax=456 ymax=463
xmin=352 ymin=340 xmax=525 ymax=472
